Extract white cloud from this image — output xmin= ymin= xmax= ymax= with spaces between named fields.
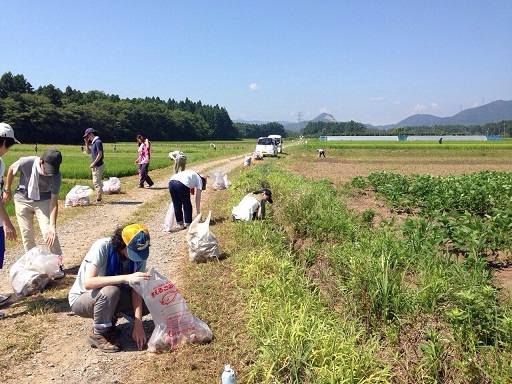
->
xmin=319 ymin=107 xmax=330 ymax=113
xmin=393 ymin=100 xmax=401 ymax=105
xmin=370 ymin=96 xmax=384 ymax=101
xmin=430 ymin=102 xmax=440 ymax=110
xmin=412 ymin=104 xmax=427 ymax=113
xmin=248 ymin=82 xmax=261 ymax=90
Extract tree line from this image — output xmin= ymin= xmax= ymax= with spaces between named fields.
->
xmin=0 ymin=72 xmax=240 ymax=144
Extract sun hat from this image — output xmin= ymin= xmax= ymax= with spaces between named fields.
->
xmin=42 ymin=148 xmax=62 ymax=175
xmin=121 ymin=223 xmax=150 ymax=261
xmin=0 ymin=122 xmax=20 ymax=144
xmin=83 ymin=127 xmax=97 ymax=138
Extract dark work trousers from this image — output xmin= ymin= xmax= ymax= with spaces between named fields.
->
xmin=138 ymin=163 xmax=154 ymax=187
xmin=169 ymin=180 xmax=193 ymax=224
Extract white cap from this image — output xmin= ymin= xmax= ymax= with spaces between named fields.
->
xmin=0 ymin=122 xmax=20 ymax=144
xmin=224 ymin=364 xmax=231 ymax=371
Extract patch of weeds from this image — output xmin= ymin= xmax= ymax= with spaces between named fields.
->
xmin=361 ymin=208 xmax=375 ymax=226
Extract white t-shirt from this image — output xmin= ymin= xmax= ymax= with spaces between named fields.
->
xmin=232 ymin=195 xmax=261 ymax=221
xmin=170 ymin=170 xmax=203 ymax=189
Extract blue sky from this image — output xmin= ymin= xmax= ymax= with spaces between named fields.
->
xmin=2 ymin=1 xmax=511 ymax=126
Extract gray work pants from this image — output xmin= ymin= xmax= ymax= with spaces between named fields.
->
xmin=71 ymin=284 xmax=148 ymax=328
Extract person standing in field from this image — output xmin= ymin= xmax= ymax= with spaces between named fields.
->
xmin=3 ymin=147 xmax=65 ymax=279
xmin=317 ymin=148 xmax=326 ymax=157
xmin=168 ymin=150 xmax=187 ymax=174
xmin=83 ymin=128 xmax=104 ymax=203
xmin=135 ymin=134 xmax=154 ymax=188
xmin=168 ymin=170 xmax=206 ymax=229
xmin=0 ymin=123 xmax=19 ymax=318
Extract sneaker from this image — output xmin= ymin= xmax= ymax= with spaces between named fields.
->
xmin=0 ymin=293 xmax=10 ymax=307
xmin=96 ymin=198 xmax=102 ymax=203
xmin=53 ymin=265 xmax=65 ymax=280
xmin=87 ymin=330 xmax=120 ymax=353
xmin=178 ymin=222 xmax=186 ymax=230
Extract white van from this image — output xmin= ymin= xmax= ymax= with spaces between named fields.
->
xmin=268 ymin=134 xmax=282 ymax=153
xmin=255 ymin=137 xmax=278 ymax=157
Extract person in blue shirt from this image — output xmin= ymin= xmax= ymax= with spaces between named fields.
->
xmin=83 ymin=128 xmax=104 ymax=202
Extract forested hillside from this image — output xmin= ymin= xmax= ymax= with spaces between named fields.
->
xmin=0 ymin=72 xmax=238 ymax=144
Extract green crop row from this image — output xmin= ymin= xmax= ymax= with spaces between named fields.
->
xmin=351 ymin=171 xmax=512 ymax=260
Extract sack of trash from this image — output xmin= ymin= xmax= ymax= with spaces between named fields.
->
xmin=186 ymin=211 xmax=219 ymax=262
xmin=102 ymin=177 xmax=121 ymax=194
xmin=9 ymin=247 xmax=62 ymax=296
xmin=65 ymin=185 xmax=93 ymax=207
xmin=208 ymin=169 xmax=228 ymax=190
xmin=252 ymin=151 xmax=263 ymax=160
xmin=162 ymin=202 xmax=176 ymax=232
xmin=129 ymin=268 xmax=213 ymax=352
xmin=244 ymin=156 xmax=252 ymax=166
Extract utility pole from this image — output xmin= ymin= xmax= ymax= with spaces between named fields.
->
xmin=297 ymin=112 xmax=303 ymax=124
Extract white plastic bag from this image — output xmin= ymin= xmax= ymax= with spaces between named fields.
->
xmin=223 ymin=174 xmax=231 ymax=188
xmin=65 ymin=185 xmax=93 ymax=207
xmin=9 ymin=247 xmax=62 ymax=296
xmin=129 ymin=269 xmax=212 ymax=352
xmin=102 ymin=177 xmax=121 ymax=194
xmin=244 ymin=156 xmax=252 ymax=166
xmin=252 ymin=151 xmax=263 ymax=160
xmin=208 ymin=169 xmax=226 ymax=190
xmin=186 ymin=211 xmax=219 ymax=263
xmin=162 ymin=202 xmax=176 ymax=232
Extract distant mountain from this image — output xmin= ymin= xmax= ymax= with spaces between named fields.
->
xmin=234 ymin=113 xmax=337 ymax=132
xmin=234 ymin=100 xmax=512 ymax=132
xmin=382 ymin=100 xmax=512 ymax=129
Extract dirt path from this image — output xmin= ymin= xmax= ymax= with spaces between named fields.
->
xmin=0 ymin=155 xmax=245 ymax=384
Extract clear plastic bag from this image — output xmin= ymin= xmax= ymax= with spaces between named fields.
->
xmin=65 ymin=185 xmax=93 ymax=207
xmin=162 ymin=202 xmax=176 ymax=232
xmin=186 ymin=211 xmax=219 ymax=262
xmin=102 ymin=177 xmax=121 ymax=194
xmin=9 ymin=247 xmax=62 ymax=296
xmin=129 ymin=269 xmax=213 ymax=352
xmin=208 ymin=169 xmax=226 ymax=190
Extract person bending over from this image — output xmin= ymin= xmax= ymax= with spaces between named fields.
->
xmin=168 ymin=170 xmax=206 ymax=229
xmin=232 ymin=188 xmax=273 ymax=221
